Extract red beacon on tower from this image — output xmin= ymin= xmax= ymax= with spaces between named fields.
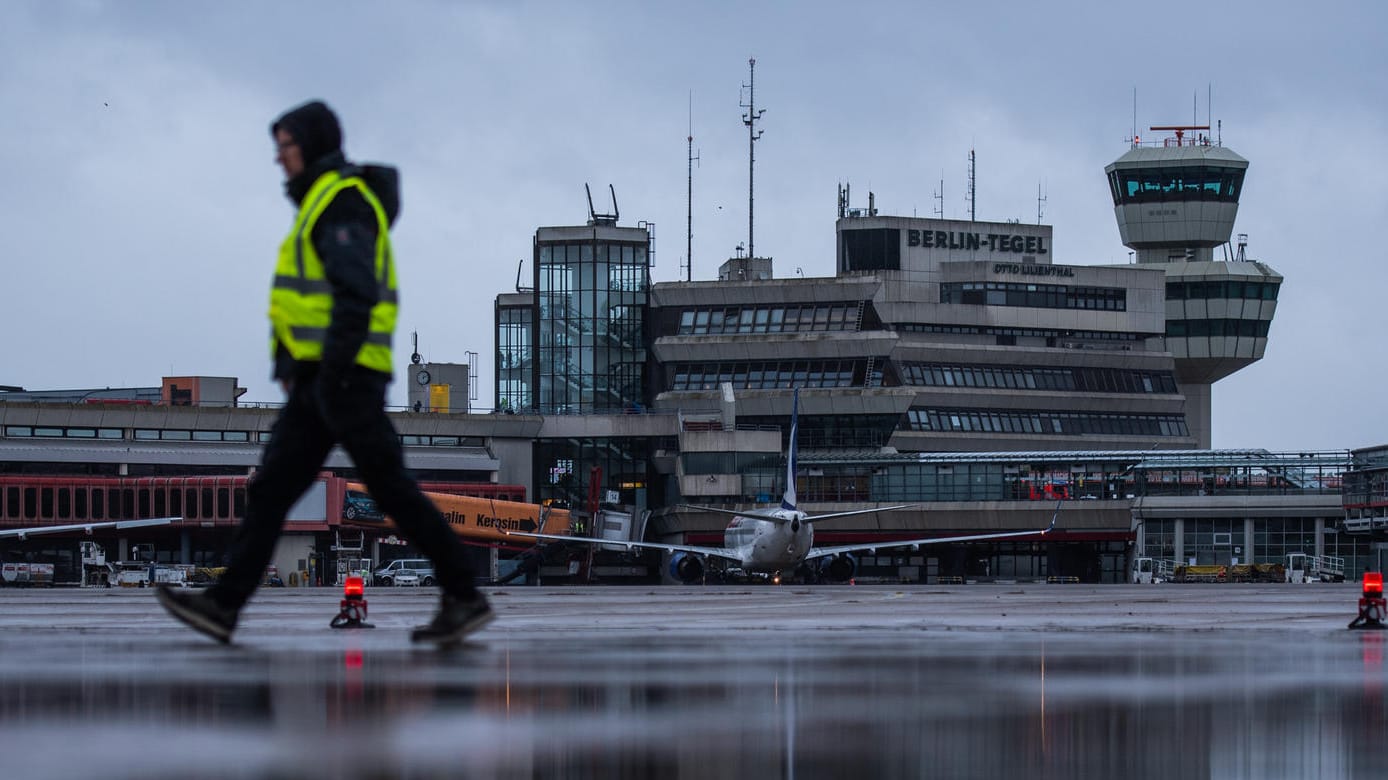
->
xmin=1348 ymin=572 xmax=1385 ymax=630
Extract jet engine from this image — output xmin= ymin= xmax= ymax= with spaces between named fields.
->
xmin=669 ymin=552 xmax=706 ymax=584
xmin=818 ymin=553 xmax=857 ymax=583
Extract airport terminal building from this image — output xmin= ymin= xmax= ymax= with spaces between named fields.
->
xmin=4 ymin=128 xmax=1383 ymax=582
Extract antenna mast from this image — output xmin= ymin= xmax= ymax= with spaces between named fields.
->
xmin=966 ymin=149 xmax=976 ymax=222
xmin=1037 ymin=180 xmax=1047 ymax=225
xmin=1132 ymin=87 xmax=1138 ymax=146
xmin=1207 ymin=83 xmax=1213 ymax=138
xmin=685 ymin=92 xmax=699 ymax=282
xmin=741 ymin=57 xmax=766 ymax=259
xmin=933 ymin=171 xmax=944 ymax=218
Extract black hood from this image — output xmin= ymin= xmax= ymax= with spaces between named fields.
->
xmin=271 ymin=101 xmax=399 ymax=224
xmin=353 ymin=164 xmax=401 ymax=227
xmin=271 ymin=100 xmax=342 ymax=168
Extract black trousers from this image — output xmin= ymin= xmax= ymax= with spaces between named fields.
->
xmin=210 ymin=369 xmax=478 ymax=610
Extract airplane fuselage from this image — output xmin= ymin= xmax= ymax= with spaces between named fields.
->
xmin=723 ymin=511 xmax=814 ymax=572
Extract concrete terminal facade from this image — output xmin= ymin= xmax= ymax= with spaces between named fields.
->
xmin=4 ymin=129 xmax=1380 ymax=582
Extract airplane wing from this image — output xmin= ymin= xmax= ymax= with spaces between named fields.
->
xmin=677 ymin=504 xmax=785 ymax=522
xmin=803 ymin=504 xmax=918 ymax=523
xmin=803 ymin=504 xmax=1060 ymax=561
xmin=502 ymin=529 xmax=743 ymax=563
xmin=0 ymin=517 xmax=179 ymax=541
xmin=676 ymin=503 xmax=919 ymax=524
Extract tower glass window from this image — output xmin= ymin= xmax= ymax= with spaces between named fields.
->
xmin=535 ymin=227 xmax=651 ymax=414
xmin=1107 ymin=165 xmax=1246 ymax=206
xmin=495 ymin=302 xmax=532 ymax=413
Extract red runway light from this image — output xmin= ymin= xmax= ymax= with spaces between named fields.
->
xmin=1364 ymin=572 xmax=1383 ymax=598
xmin=331 ymin=576 xmax=373 ymax=629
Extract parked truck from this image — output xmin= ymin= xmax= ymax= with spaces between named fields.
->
xmin=1171 ymin=562 xmax=1288 ymax=583
xmin=1 ymin=562 xmax=54 ymax=586
xmin=342 ymin=482 xmax=571 ymax=543
xmin=1285 ymin=552 xmax=1345 ymax=583
xmin=1130 ymin=557 xmax=1174 ymax=584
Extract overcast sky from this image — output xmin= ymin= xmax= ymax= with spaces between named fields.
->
xmin=2 ymin=1 xmax=1384 ymax=452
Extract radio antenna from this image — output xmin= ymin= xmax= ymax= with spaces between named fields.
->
xmin=1132 ymin=87 xmax=1138 ymax=146
xmin=740 ymin=57 xmax=766 ymax=259
xmin=685 ymin=91 xmax=700 ymax=282
xmin=966 ymin=148 xmax=977 ymax=222
xmin=1207 ymin=82 xmax=1213 ymax=136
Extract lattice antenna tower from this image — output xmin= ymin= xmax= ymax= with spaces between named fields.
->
xmin=684 ymin=91 xmax=700 ymax=282
xmin=966 ymin=148 xmax=977 ymax=222
xmin=932 ymin=172 xmax=944 ymax=218
xmin=1037 ymin=180 xmax=1047 ymax=225
xmin=740 ymin=57 xmax=766 ymax=258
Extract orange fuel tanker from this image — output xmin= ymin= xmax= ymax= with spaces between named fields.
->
xmin=344 ymin=482 xmax=570 ymax=543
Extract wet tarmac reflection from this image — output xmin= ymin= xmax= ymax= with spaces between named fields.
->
xmin=2 ymin=629 xmax=1386 ymax=779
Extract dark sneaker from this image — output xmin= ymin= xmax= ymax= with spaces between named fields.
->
xmin=410 ymin=593 xmax=494 ymax=645
xmin=156 ymin=586 xmax=238 ymax=644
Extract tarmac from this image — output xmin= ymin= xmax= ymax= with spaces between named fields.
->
xmin=1 ymin=582 xmax=1386 ymax=779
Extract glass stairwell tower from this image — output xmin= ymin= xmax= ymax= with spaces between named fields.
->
xmin=531 ymin=202 xmax=652 ymax=415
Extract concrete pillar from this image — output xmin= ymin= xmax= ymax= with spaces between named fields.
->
xmin=1314 ymin=517 xmax=1325 ymax=558
xmin=719 ymin=382 xmax=737 ymax=429
xmin=180 ymin=530 xmax=191 ymax=564
xmin=1178 ymin=383 xmax=1212 ymax=449
xmin=1244 ymin=518 xmax=1255 ymax=563
xmin=1173 ymin=518 xmax=1185 ymax=564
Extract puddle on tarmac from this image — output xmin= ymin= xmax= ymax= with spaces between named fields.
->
xmin=2 ymin=630 xmax=1386 ymax=778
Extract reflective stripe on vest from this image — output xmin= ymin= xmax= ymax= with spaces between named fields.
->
xmin=269 ymin=169 xmax=398 ymax=373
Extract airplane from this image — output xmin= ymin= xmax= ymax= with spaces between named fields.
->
xmin=0 ymin=517 xmax=177 ymax=541
xmin=505 ymin=389 xmax=1057 ymax=583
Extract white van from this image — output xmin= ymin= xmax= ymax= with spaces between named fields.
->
xmin=373 ymin=558 xmax=435 ymax=586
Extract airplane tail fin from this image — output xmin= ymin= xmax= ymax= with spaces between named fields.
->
xmin=780 ymin=388 xmax=799 ymax=511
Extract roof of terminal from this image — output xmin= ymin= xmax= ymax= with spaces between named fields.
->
xmin=797 ymin=448 xmax=1350 ymax=469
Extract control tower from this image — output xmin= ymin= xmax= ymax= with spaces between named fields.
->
xmin=1105 ymin=125 xmax=1282 ymax=447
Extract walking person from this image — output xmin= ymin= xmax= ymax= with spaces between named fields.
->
xmin=157 ymin=100 xmax=492 ymax=645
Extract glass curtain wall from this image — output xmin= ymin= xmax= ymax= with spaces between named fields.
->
xmin=495 ymin=302 xmax=532 ymax=413
xmin=534 ymin=437 xmax=655 ymax=511
xmin=536 ymin=234 xmax=649 ymax=414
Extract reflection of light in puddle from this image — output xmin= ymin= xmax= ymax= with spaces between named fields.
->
xmin=3 ymin=631 xmax=1386 ymax=778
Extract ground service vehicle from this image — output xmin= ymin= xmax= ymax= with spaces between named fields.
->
xmin=1 ymin=562 xmax=54 ymax=586
xmin=373 ymin=558 xmax=434 ymax=586
xmin=1130 ymin=557 xmax=1173 ymax=583
xmin=1285 ymin=552 xmax=1345 ymax=583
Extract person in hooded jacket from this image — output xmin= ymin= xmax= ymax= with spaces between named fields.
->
xmin=156 ymin=100 xmax=493 ymax=645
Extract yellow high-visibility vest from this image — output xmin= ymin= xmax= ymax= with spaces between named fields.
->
xmin=268 ymin=169 xmax=397 ymax=373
